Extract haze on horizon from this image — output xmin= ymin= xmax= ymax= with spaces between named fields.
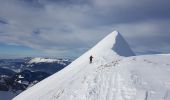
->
xmin=0 ymin=0 xmax=170 ymax=58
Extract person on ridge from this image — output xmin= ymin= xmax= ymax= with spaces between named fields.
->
xmin=89 ymin=55 xmax=93 ymax=64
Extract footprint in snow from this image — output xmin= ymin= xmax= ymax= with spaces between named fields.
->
xmin=54 ymin=89 xmax=64 ymax=99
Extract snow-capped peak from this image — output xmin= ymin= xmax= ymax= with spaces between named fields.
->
xmin=28 ymin=57 xmax=58 ymax=64
xmin=90 ymin=30 xmax=135 ymax=57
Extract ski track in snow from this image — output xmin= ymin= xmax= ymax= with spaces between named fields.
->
xmin=54 ymin=56 xmax=170 ymax=100
xmin=49 ymin=57 xmax=138 ymax=100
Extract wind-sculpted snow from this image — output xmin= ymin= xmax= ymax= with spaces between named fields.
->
xmin=13 ymin=31 xmax=170 ymax=100
xmin=112 ymin=33 xmax=135 ymax=57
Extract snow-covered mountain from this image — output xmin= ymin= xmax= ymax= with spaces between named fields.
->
xmin=28 ymin=57 xmax=58 ymax=64
xmin=13 ymin=31 xmax=170 ymax=100
xmin=28 ymin=57 xmax=69 ymax=64
xmin=0 ymin=58 xmax=71 ymax=74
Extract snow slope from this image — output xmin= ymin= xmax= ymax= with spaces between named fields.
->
xmin=13 ymin=31 xmax=170 ymax=100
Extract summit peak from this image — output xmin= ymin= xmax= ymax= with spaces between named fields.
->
xmin=90 ymin=30 xmax=135 ymax=57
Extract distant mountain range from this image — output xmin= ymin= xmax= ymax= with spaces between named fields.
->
xmin=0 ymin=57 xmax=71 ymax=74
xmin=0 ymin=57 xmax=71 ymax=100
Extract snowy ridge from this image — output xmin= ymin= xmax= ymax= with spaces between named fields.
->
xmin=13 ymin=31 xmax=170 ymax=100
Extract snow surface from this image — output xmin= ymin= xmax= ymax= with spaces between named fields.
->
xmin=13 ymin=31 xmax=170 ymax=100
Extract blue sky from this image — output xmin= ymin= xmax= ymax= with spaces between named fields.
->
xmin=0 ymin=0 xmax=170 ymax=58
xmin=0 ymin=43 xmax=43 ymax=58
